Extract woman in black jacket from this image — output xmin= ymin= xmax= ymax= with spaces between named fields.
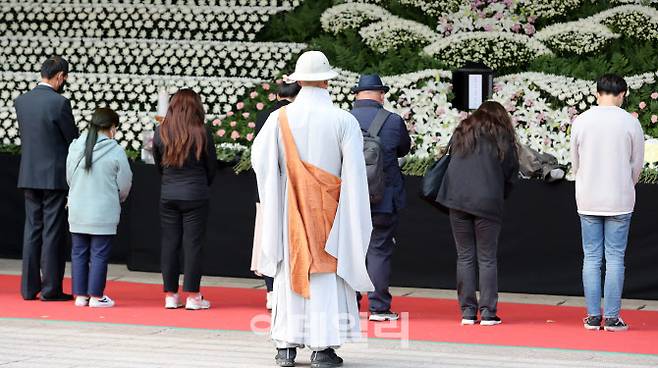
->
xmin=437 ymin=101 xmax=519 ymax=326
xmin=153 ymin=88 xmax=217 ymax=310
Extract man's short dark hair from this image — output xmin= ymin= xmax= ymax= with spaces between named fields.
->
xmin=40 ymin=56 xmax=69 ymax=79
xmin=596 ymin=74 xmax=627 ymax=96
xmin=277 ymin=81 xmax=302 ymax=99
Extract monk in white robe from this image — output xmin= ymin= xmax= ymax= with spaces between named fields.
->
xmin=252 ymin=51 xmax=374 ymax=368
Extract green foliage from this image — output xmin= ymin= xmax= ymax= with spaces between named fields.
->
xmin=125 ymin=149 xmax=140 ymax=161
xmin=527 ymin=38 xmax=658 ymax=80
xmin=640 ymin=167 xmax=658 ymax=184
xmin=0 ymin=144 xmax=21 ymax=155
xmin=311 ymin=30 xmax=445 ymax=75
xmin=257 ymin=0 xmax=332 ymax=42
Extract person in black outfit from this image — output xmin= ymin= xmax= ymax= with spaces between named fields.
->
xmin=349 ymin=75 xmax=411 ymax=322
xmin=250 ymin=79 xmax=301 ymax=310
xmin=153 ymin=88 xmax=217 ymax=310
xmin=437 ymin=101 xmax=519 ymax=326
xmin=15 ymin=56 xmax=79 ymax=301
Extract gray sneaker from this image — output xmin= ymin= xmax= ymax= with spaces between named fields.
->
xmin=311 ymin=348 xmax=343 ymax=368
xmin=275 ymin=348 xmax=296 ymax=367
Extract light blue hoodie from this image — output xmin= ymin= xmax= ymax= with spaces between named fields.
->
xmin=66 ymin=132 xmax=133 ymax=235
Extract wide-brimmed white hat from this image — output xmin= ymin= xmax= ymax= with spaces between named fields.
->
xmin=287 ymin=51 xmax=338 ymax=82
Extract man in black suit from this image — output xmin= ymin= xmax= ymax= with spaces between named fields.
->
xmin=15 ymin=56 xmax=79 ymax=301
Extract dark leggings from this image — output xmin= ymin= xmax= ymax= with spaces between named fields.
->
xmin=264 ymin=276 xmax=274 ymax=292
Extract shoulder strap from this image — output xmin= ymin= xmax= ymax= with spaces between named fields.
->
xmin=278 ymin=107 xmax=301 ymax=164
xmin=367 ymin=109 xmax=391 ymax=137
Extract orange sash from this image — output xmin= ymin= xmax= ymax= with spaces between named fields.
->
xmin=279 ymin=107 xmax=340 ymax=298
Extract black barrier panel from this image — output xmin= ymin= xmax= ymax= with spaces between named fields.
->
xmin=1 ymin=154 xmax=657 ymax=299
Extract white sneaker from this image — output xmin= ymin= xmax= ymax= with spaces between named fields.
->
xmin=89 ymin=295 xmax=115 ymax=308
xmin=186 ymin=295 xmax=211 ymax=310
xmin=74 ymin=296 xmax=89 ymax=307
xmin=165 ymin=293 xmax=183 ymax=309
xmin=266 ymin=291 xmax=273 ymax=310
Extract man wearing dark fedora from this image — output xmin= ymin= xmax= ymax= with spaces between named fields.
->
xmin=350 ymin=74 xmax=411 ymax=322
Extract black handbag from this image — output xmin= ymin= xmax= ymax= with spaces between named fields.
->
xmin=420 ymin=142 xmax=451 ymax=210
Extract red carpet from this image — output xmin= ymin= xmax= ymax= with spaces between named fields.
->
xmin=1 ymin=274 xmax=657 ymax=355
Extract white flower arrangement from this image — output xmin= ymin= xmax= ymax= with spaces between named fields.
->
xmin=519 ymin=0 xmax=584 ymax=19
xmin=534 ymin=21 xmax=620 ymax=55
xmin=360 ymin=17 xmax=439 ymax=53
xmin=588 ymin=5 xmax=658 ymax=41
xmin=423 ymin=32 xmax=552 ymax=70
xmin=437 ymin=1 xmax=537 ymax=36
xmin=0 ymin=2 xmax=288 ymax=41
xmin=320 ymin=3 xmax=391 ymax=35
xmin=0 ymin=36 xmax=305 ymax=79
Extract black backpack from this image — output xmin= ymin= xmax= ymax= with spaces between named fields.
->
xmin=362 ymin=109 xmax=390 ymax=204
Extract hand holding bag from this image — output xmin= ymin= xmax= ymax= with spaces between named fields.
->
xmin=420 ymin=140 xmax=451 ymax=209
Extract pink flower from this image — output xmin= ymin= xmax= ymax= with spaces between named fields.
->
xmin=227 ymin=111 xmax=234 ymax=117
xmin=246 ymin=133 xmax=254 ymax=141
xmin=483 ymin=25 xmax=493 ymax=32
xmin=242 ymin=112 xmax=250 ymax=118
xmin=262 ymin=83 xmax=270 ymax=91
xmin=236 ymin=102 xmax=245 ymax=110
xmin=211 ymin=119 xmax=221 ymax=126
xmin=256 ymin=102 xmax=265 ymax=111
xmin=511 ymin=23 xmax=521 ymax=32
xmin=639 ymin=101 xmax=647 ymax=109
xmin=230 ymin=131 xmax=240 ymax=140
xmin=524 ymin=24 xmax=536 ymax=35
xmin=250 ymin=91 xmax=258 ymax=99
xmin=247 ymin=122 xmax=256 ymax=128
xmin=268 ymin=93 xmax=276 ymax=101
xmin=651 ymin=92 xmax=658 ymax=100
xmin=651 ymin=115 xmax=658 ymax=124
xmin=230 ymin=121 xmax=237 ymax=127
xmin=631 ymin=112 xmax=639 ymax=119
xmin=216 ymin=129 xmax=226 ymax=137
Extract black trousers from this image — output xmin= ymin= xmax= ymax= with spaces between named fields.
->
xmin=449 ymin=209 xmax=502 ymax=318
xmin=21 ymin=189 xmax=68 ymax=300
xmin=160 ymin=199 xmax=209 ymax=293
xmin=364 ymin=212 xmax=399 ymax=312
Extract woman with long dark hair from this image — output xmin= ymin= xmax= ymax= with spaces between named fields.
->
xmin=66 ymin=108 xmax=133 ymax=308
xmin=437 ymin=101 xmax=519 ymax=326
xmin=153 ymin=89 xmax=217 ymax=310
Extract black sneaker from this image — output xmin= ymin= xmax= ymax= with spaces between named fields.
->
xmin=480 ymin=316 xmax=502 ymax=326
xmin=604 ymin=317 xmax=629 ymax=332
xmin=275 ymin=348 xmax=296 ymax=367
xmin=369 ymin=310 xmax=400 ymax=322
xmin=583 ymin=315 xmax=602 ymax=330
xmin=461 ymin=315 xmax=477 ymax=325
xmin=311 ymin=348 xmax=343 ymax=368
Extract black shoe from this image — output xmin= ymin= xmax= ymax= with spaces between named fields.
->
xmin=311 ymin=348 xmax=343 ymax=368
xmin=480 ymin=316 xmax=502 ymax=326
xmin=275 ymin=348 xmax=296 ymax=367
xmin=40 ymin=293 xmax=73 ymax=302
xmin=369 ymin=310 xmax=400 ymax=322
xmin=583 ymin=315 xmax=602 ymax=330
xmin=604 ymin=317 xmax=629 ymax=332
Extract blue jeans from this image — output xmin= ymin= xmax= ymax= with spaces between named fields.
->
xmin=580 ymin=213 xmax=632 ymax=318
xmin=71 ymin=233 xmax=113 ymax=297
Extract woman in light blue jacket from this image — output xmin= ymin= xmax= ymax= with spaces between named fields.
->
xmin=66 ymin=108 xmax=132 ymax=308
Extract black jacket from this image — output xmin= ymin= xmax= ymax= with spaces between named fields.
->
xmin=153 ymin=126 xmax=217 ymax=201
xmin=253 ymin=99 xmax=291 ymax=203
xmin=436 ymin=136 xmax=519 ymax=222
xmin=15 ymin=84 xmax=79 ymax=190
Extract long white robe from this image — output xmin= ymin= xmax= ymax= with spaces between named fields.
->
xmin=251 ymin=86 xmax=374 ymax=350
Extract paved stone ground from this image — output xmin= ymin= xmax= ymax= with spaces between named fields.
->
xmin=1 ymin=318 xmax=658 ymax=368
xmin=2 ymin=258 xmax=658 ymax=367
